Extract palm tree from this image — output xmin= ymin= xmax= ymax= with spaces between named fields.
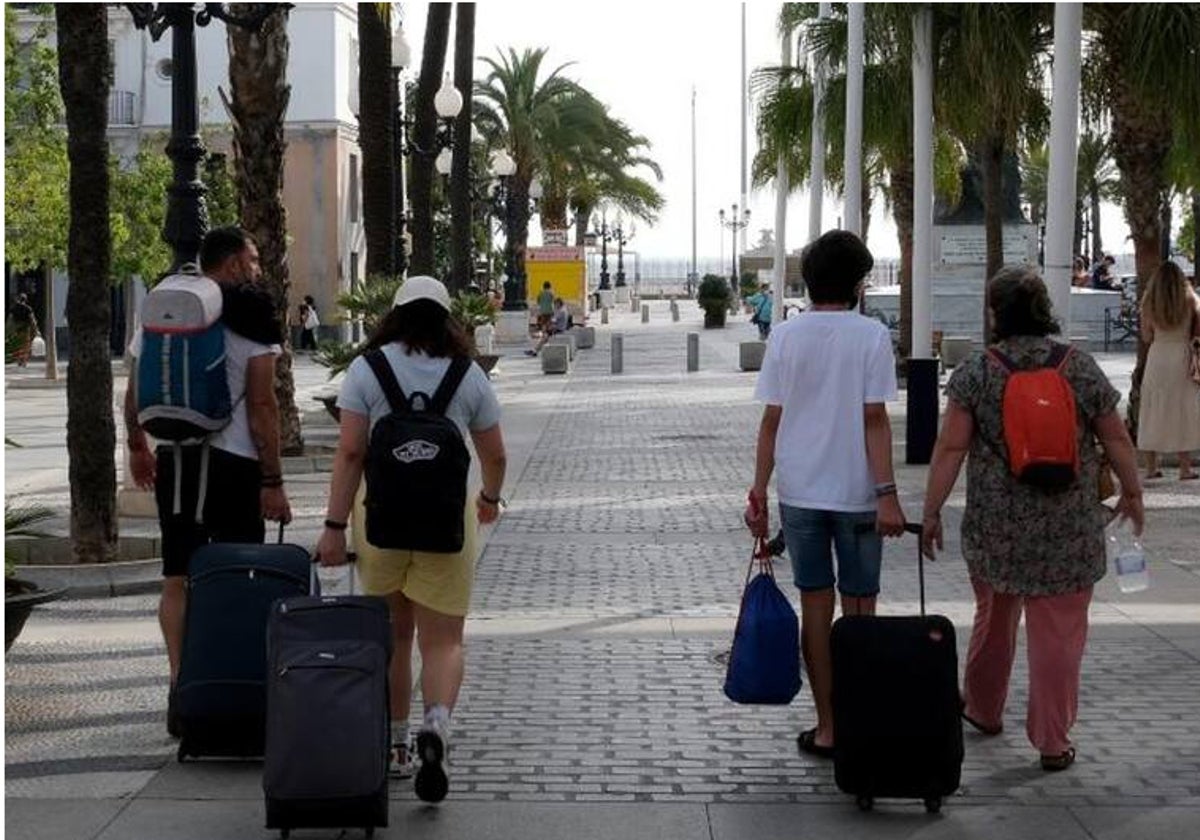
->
xmin=227 ymin=5 xmax=303 ymax=455
xmin=408 ymin=3 xmax=451 ymax=276
xmin=56 ymin=3 xmax=116 ymax=564
xmin=1075 ymin=131 xmax=1119 ymax=263
xmin=474 ymin=47 xmax=595 ymax=298
xmin=447 ymin=3 xmax=475 ymax=293
xmin=356 ymin=2 xmax=395 ymax=278
xmin=1085 ymin=3 xmax=1200 ymax=439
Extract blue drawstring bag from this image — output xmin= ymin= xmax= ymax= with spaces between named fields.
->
xmin=724 ymin=540 xmax=801 ymax=705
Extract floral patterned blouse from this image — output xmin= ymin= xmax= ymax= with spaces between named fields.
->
xmin=945 ymin=336 xmax=1121 ymax=596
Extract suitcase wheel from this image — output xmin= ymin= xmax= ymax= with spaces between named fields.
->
xmin=279 ymin=830 xmax=288 ymax=840
xmin=175 ymin=744 xmax=187 ymax=764
xmin=856 ymin=795 xmax=874 ymax=812
xmin=924 ymin=796 xmax=942 ymax=814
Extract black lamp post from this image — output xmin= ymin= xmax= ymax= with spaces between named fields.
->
xmin=127 ymin=3 xmax=281 ymax=271
xmin=592 ymin=216 xmax=613 ymax=291
xmin=719 ymin=203 xmax=751 ymax=302
xmin=614 ymin=216 xmax=633 ymax=288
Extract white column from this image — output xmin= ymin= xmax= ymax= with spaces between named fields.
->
xmin=773 ymin=28 xmax=792 ymax=324
xmin=1044 ymin=3 xmax=1083 ymax=330
xmin=740 ymin=3 xmax=749 ymax=252
xmin=843 ymin=3 xmax=865 ymax=237
xmin=911 ymin=7 xmax=934 ymax=359
xmin=807 ymin=2 xmax=831 ymax=243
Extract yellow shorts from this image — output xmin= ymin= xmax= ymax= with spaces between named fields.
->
xmin=350 ymin=483 xmax=477 ymax=617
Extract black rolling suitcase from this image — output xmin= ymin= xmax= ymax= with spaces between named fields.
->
xmin=830 ymin=523 xmax=963 ymax=813
xmin=175 ymin=526 xmax=311 ymax=761
xmin=264 ymin=591 xmax=392 ymax=839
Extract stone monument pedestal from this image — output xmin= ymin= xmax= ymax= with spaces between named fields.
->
xmin=495 ymin=310 xmax=530 ymax=344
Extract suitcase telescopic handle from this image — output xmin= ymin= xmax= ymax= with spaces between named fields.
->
xmin=854 ymin=522 xmax=927 ymax=617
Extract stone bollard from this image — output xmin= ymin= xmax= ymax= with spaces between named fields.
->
xmin=601 ymin=307 xmax=609 ymax=325
xmin=940 ymin=336 xmax=974 ymax=370
xmin=686 ymin=332 xmax=699 ymax=372
xmin=548 ymin=332 xmax=577 ymax=361
xmin=630 ymin=295 xmax=639 ymax=314
xmin=671 ymin=301 xmax=680 ymax=322
xmin=573 ymin=326 xmax=596 ymax=349
xmin=611 ymin=332 xmax=624 ymax=374
xmin=739 ymin=340 xmax=766 ymax=372
xmin=475 ymin=324 xmax=495 ymax=355
xmin=541 ymin=343 xmax=569 ymax=374
xmin=641 ymin=303 xmax=650 ymax=324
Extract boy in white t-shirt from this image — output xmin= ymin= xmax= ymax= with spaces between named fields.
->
xmin=746 ymin=230 xmax=908 ymax=759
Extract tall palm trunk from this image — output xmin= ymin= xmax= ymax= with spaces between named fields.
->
xmin=1073 ymin=198 xmax=1084 ymax=261
xmin=505 ymin=177 xmax=532 ymax=297
xmin=1106 ymin=53 xmax=1171 ymax=443
xmin=228 ymin=5 xmax=303 ymax=454
xmin=538 ymin=194 xmax=569 ymax=231
xmin=980 ymin=136 xmax=1005 ymax=343
xmin=573 ymin=205 xmax=592 ymax=247
xmin=1090 ymin=182 xmax=1103 ymax=263
xmin=447 ymin=3 xmax=475 ymax=293
xmin=409 ymin=3 xmax=451 ymax=276
xmin=357 ymin=3 xmax=395 ymax=278
xmin=1192 ymin=189 xmax=1200 ymax=274
xmin=57 ymin=3 xmax=116 ymax=563
xmin=889 ymin=162 xmax=914 ymax=359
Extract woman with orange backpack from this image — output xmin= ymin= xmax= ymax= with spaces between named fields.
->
xmin=918 ymin=268 xmax=1143 ymax=773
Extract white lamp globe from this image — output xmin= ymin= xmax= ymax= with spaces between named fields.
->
xmin=435 ymin=147 xmax=453 ymax=175
xmin=391 ymin=28 xmax=412 ymax=69
xmin=434 ymin=74 xmax=463 ymax=119
xmin=489 ymin=148 xmax=516 ymax=177
xmin=529 ymin=177 xmax=544 ymax=200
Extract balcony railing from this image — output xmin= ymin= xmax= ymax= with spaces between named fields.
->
xmin=108 ymin=90 xmax=137 ymax=126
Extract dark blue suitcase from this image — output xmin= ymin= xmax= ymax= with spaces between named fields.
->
xmin=175 ymin=530 xmax=311 ymax=761
xmin=264 ymin=594 xmax=392 ymax=837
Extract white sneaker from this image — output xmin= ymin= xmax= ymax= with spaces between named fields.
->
xmin=389 ymin=738 xmax=414 ymax=779
xmin=414 ymin=722 xmax=449 ymax=803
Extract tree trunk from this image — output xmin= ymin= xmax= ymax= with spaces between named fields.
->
xmin=409 ymin=3 xmax=452 ymax=277
xmin=505 ymin=176 xmax=533 ymax=304
xmin=1073 ymin=198 xmax=1084 ymax=262
xmin=860 ymin=177 xmax=873 ymax=246
xmin=1090 ymin=182 xmax=1103 ymax=263
xmin=42 ymin=261 xmax=59 ymax=380
xmin=981 ymin=136 xmax=1005 ymax=344
xmin=447 ymin=3 xmax=475 ymax=294
xmin=57 ymin=3 xmax=116 ymax=564
xmin=1193 ymin=189 xmax=1200 ymax=276
xmin=538 ymin=193 xmax=569 ymax=231
xmin=1106 ymin=50 xmax=1172 ymax=445
xmin=573 ymin=203 xmax=593 ymax=247
xmin=357 ymin=3 xmax=395 ymax=278
xmin=890 ymin=163 xmax=914 ymax=360
xmin=228 ymin=5 xmax=303 ymax=455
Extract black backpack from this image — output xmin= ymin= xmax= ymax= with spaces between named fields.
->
xmin=363 ymin=351 xmax=472 ymax=553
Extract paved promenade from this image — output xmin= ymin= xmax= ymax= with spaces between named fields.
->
xmin=6 ymin=301 xmax=1200 ymax=839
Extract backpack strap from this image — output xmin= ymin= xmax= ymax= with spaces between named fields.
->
xmin=1045 ymin=342 xmax=1073 ymax=370
xmin=429 ymin=356 xmax=472 ymax=416
xmin=986 ymin=347 xmax=1016 ymax=374
xmin=364 ymin=349 xmax=410 ymax=415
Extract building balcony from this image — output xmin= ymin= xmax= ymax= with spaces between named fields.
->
xmin=109 ymin=90 xmax=137 ymax=126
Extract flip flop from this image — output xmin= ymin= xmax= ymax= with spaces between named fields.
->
xmin=796 ymin=728 xmax=835 ymax=759
xmin=1040 ymin=747 xmax=1076 ymax=772
xmin=1180 ymin=473 xmax=1199 ymax=481
xmin=1146 ymin=471 xmax=1164 ymax=479
xmin=961 ymin=710 xmax=1003 ymax=736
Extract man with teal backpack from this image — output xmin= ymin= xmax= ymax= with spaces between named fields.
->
xmin=123 ymin=227 xmax=292 ymax=734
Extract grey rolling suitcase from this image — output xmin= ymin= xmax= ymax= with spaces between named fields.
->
xmin=263 ymin=590 xmax=392 ymax=838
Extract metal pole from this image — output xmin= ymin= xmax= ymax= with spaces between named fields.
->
xmin=163 ymin=8 xmax=208 ymax=271
xmin=691 ymin=86 xmax=697 ymax=296
xmin=740 ymin=3 xmax=749 ymax=253
xmin=773 ymin=26 xmax=791 ymax=323
xmin=391 ymin=67 xmax=402 ymax=277
xmin=843 ymin=3 xmax=865 ymax=237
xmin=730 ymin=206 xmax=739 ymax=302
xmin=1045 ymin=2 xmax=1082 ymax=330
xmin=807 ymin=2 xmax=830 ymax=243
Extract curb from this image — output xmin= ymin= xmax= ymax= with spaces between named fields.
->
xmin=14 ymin=558 xmax=162 ymax=599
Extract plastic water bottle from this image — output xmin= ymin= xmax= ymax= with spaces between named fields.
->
xmin=1106 ymin=522 xmax=1149 ymax=593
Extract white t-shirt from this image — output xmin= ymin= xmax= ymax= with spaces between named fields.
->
xmin=337 ymin=343 xmax=501 ymax=436
xmin=128 ymin=324 xmax=281 ymax=461
xmin=753 ymin=310 xmax=898 ymax=512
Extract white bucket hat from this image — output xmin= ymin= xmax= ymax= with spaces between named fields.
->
xmin=392 ymin=275 xmax=451 ymax=312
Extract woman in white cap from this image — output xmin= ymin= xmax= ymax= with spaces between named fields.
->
xmin=316 ymin=276 xmax=507 ymax=802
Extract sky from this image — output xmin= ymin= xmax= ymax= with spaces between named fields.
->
xmin=399 ymin=1 xmax=1137 ymax=262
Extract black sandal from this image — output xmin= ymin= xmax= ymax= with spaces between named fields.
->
xmin=961 ymin=710 xmax=1003 ymax=736
xmin=1040 ymin=747 xmax=1076 ymax=772
xmin=797 ymin=728 xmax=835 ymax=759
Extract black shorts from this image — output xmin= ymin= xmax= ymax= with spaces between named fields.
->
xmin=155 ymin=445 xmax=265 ymax=577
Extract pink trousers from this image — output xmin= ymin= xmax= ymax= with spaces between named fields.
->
xmin=962 ymin=577 xmax=1093 ymax=755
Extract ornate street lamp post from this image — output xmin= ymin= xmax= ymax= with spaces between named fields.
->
xmin=593 ymin=216 xmax=613 ymax=292
xmin=719 ymin=203 xmax=751 ymax=302
xmin=613 ymin=216 xmax=634 ymax=288
xmin=127 ymin=3 xmax=281 ymax=271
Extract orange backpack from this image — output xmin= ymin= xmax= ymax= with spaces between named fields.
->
xmin=987 ymin=344 xmax=1079 ymax=491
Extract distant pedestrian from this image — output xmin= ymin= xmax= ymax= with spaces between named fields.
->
xmin=745 ymin=230 xmax=907 ymax=760
xmin=526 ymin=297 xmax=569 ymax=357
xmin=1090 ymin=254 xmax=1117 ymax=290
xmin=1072 ymin=257 xmax=1089 ymax=288
xmin=1136 ymin=261 xmax=1200 ymax=480
xmin=535 ymin=281 xmax=554 ymax=335
xmin=9 ymin=293 xmax=39 ymax=367
xmin=920 ymin=266 xmax=1143 ymax=772
xmin=299 ymin=295 xmax=319 ymax=351
xmin=315 ymin=276 xmax=507 ymax=802
xmin=747 ymin=283 xmax=773 ymax=340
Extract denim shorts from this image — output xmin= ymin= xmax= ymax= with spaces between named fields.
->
xmin=779 ymin=505 xmax=883 ymax=597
